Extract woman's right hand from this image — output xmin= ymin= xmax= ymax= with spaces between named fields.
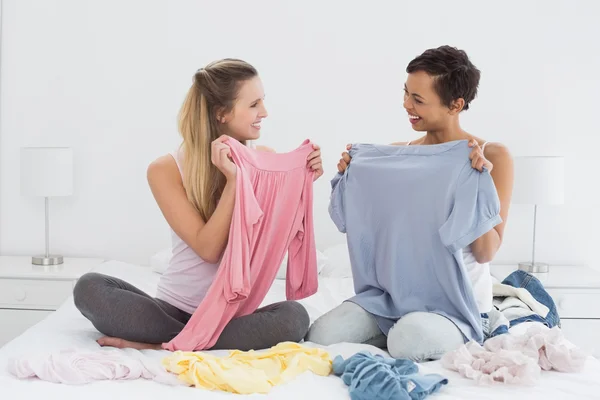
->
xmin=211 ymin=135 xmax=237 ymax=181
xmin=337 ymin=144 xmax=352 ymax=173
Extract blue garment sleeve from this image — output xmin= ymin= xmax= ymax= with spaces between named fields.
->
xmin=328 ymin=172 xmax=348 ymax=233
xmin=438 ymin=164 xmax=502 ymax=254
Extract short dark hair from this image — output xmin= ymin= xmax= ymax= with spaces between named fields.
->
xmin=406 ymin=45 xmax=480 ymax=111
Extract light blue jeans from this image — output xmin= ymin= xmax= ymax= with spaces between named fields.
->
xmin=305 ymin=301 xmax=465 ymax=362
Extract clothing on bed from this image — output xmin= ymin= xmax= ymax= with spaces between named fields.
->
xmin=481 ymin=270 xmax=560 ymax=339
xmin=162 ymin=342 xmax=331 ymax=394
xmin=443 ymin=265 xmax=577 ymax=386
xmin=164 ymin=138 xmax=318 ymax=351
xmin=332 ymin=351 xmax=448 ymax=400
xmin=8 ymin=342 xmax=331 ymax=391
xmin=8 ymin=347 xmax=183 ymax=386
xmin=496 ymin=270 xmax=560 ymax=328
xmin=441 ymin=324 xmax=587 ymax=385
xmin=73 ymin=273 xmax=309 ymax=350
xmin=328 ymin=140 xmax=502 ymax=344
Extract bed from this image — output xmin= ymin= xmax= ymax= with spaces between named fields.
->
xmin=1 ymin=260 xmax=599 ymax=399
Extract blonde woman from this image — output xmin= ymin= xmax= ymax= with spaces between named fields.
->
xmin=74 ymin=59 xmax=324 ymax=351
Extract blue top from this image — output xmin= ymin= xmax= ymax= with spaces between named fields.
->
xmin=332 ymin=351 xmax=448 ymax=400
xmin=329 ymin=140 xmax=502 ymax=344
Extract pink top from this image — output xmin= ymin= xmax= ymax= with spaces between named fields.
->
xmin=162 ymin=137 xmax=318 ymax=351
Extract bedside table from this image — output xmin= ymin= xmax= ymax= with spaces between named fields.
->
xmin=490 ymin=264 xmax=600 ymax=358
xmin=0 ymin=256 xmax=104 ymax=347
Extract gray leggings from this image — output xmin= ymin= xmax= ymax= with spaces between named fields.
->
xmin=73 ymin=272 xmax=310 ymax=351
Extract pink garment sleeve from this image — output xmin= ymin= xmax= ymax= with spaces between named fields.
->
xmin=285 ymin=170 xmax=318 ymax=300
xmin=222 ymin=162 xmax=264 ymax=302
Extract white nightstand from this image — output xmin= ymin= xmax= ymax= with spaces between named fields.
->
xmin=0 ymin=256 xmax=104 ymax=347
xmin=490 ymin=264 xmax=600 ymax=358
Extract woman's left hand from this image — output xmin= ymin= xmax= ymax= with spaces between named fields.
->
xmin=468 ymin=139 xmax=493 ymax=172
xmin=307 ymin=143 xmax=324 ymax=181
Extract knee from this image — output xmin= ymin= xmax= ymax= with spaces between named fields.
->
xmin=387 ymin=325 xmax=429 ymax=362
xmin=305 ymin=313 xmax=338 ymax=345
xmin=387 ymin=312 xmax=463 ymax=362
xmin=305 ymin=318 xmax=327 ymax=345
xmin=306 ymin=302 xmax=364 ymax=346
xmin=73 ymin=272 xmax=104 ymax=312
xmin=281 ymin=301 xmax=310 ymax=342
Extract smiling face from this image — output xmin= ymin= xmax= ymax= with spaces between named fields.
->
xmin=221 ymin=76 xmax=268 ymax=142
xmin=403 ymin=46 xmax=481 ymax=133
xmin=403 ymin=70 xmax=457 ymax=132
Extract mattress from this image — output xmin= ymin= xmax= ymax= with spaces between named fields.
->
xmin=1 ymin=260 xmax=600 ymax=399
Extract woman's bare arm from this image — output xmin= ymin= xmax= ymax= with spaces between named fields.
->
xmin=470 ymin=143 xmax=514 ymax=263
xmin=147 ymin=155 xmax=236 ymax=264
xmin=147 ymin=146 xmax=277 ymax=264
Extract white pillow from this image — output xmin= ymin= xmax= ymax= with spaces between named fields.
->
xmin=150 ymin=248 xmax=172 ymax=274
xmin=319 ymin=242 xmax=353 ymax=278
xmin=275 ymin=249 xmax=328 ymax=280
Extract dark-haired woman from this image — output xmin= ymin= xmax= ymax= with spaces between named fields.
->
xmin=306 ymin=46 xmax=514 ymax=362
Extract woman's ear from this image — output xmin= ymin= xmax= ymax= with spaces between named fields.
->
xmin=448 ymin=98 xmax=465 ymax=115
xmin=215 ymin=112 xmax=226 ymax=123
xmin=216 ymin=108 xmax=232 ymax=123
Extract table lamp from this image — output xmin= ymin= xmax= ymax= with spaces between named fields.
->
xmin=512 ymin=156 xmax=564 ymax=273
xmin=20 ymin=147 xmax=73 ymax=265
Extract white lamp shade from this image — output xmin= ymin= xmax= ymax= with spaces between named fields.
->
xmin=20 ymin=147 xmax=73 ymax=197
xmin=512 ymin=156 xmax=564 ymax=205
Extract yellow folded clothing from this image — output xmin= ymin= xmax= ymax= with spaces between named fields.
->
xmin=161 ymin=342 xmax=332 ymax=394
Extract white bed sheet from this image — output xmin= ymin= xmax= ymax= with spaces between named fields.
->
xmin=1 ymin=260 xmax=600 ymax=399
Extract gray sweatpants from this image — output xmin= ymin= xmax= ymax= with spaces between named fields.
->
xmin=73 ymin=272 xmax=310 ymax=351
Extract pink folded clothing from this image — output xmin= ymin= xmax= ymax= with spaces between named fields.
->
xmin=163 ymin=138 xmax=318 ymax=352
xmin=441 ymin=325 xmax=587 ymax=385
xmin=8 ymin=348 xmax=182 ymax=385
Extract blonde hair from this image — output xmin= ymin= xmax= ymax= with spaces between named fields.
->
xmin=178 ymin=58 xmax=257 ymax=222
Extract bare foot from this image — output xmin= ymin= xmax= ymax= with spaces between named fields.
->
xmin=97 ymin=336 xmax=162 ymax=350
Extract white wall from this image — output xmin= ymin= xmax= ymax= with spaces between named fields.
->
xmin=1 ymin=0 xmax=599 ymax=267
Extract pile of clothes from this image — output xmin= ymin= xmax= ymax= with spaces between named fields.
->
xmin=8 ymin=342 xmax=447 ymax=398
xmin=442 ymin=270 xmax=587 ymax=385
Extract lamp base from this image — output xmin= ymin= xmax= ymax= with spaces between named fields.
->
xmin=32 ymin=255 xmax=64 ymax=266
xmin=518 ymin=262 xmax=549 ymax=273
